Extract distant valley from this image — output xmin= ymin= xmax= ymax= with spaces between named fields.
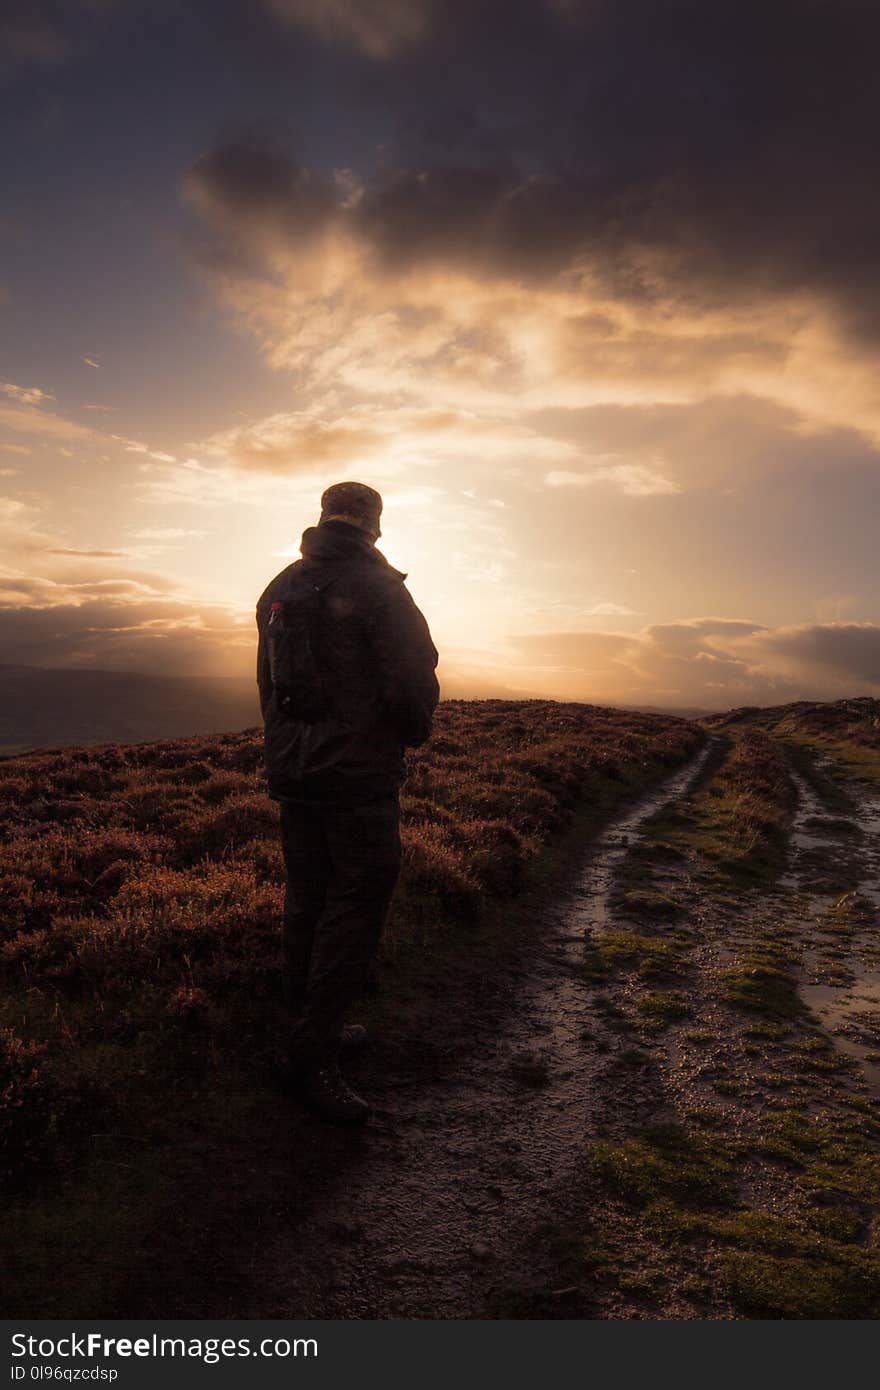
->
xmin=0 ymin=664 xmax=261 ymax=755
xmin=0 ymin=662 xmax=717 ymax=755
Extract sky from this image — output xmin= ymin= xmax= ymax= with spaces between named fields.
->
xmin=2 ymin=0 xmax=880 ymax=710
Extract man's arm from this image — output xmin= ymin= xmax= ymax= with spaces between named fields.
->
xmin=256 ymin=600 xmax=273 ymax=720
xmin=369 ymin=581 xmax=439 ymax=747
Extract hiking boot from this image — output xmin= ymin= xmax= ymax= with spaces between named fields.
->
xmin=339 ymin=1023 xmax=369 ymax=1055
xmin=290 ymin=1061 xmax=371 ymax=1125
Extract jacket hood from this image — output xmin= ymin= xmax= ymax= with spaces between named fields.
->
xmin=300 ymin=520 xmax=406 ymax=579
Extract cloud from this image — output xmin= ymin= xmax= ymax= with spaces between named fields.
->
xmin=130 ymin=527 xmax=210 ymax=542
xmin=0 ymin=9 xmax=72 ymax=71
xmin=508 ymin=618 xmax=880 ymax=707
xmin=111 ymin=434 xmax=149 ymax=452
xmin=734 ymin=623 xmax=880 ymax=688
xmin=0 ymin=553 xmax=185 ymax=600
xmin=203 ymin=402 xmax=577 ymax=476
xmin=182 ymin=0 xmax=880 ymax=451
xmin=0 ymin=495 xmax=64 ymax=555
xmin=546 ymin=463 xmax=678 ymax=497
xmin=0 ymin=493 xmax=199 ymax=618
xmin=131 ymin=452 xmax=299 ymax=508
xmin=199 ymin=385 xmax=880 ymax=509
xmin=1 ymin=382 xmax=56 ymax=407
xmin=0 ymin=597 xmax=256 ymax=679
xmin=189 ymin=0 xmax=880 ymax=327
xmin=0 ymin=481 xmax=253 ymax=677
xmin=265 ymin=0 xmax=434 ymax=59
xmin=183 ymin=135 xmax=880 ymax=443
xmin=0 ymin=404 xmax=100 ymax=444
xmin=204 ymin=410 xmax=385 ymax=474
xmin=534 ymin=393 xmax=880 ymax=492
xmin=183 ymin=143 xmax=338 ymax=263
xmin=584 ymin=602 xmax=641 ymax=618
xmin=45 ymin=548 xmax=131 ymax=559
xmin=64 ymin=579 xmax=174 ymax=596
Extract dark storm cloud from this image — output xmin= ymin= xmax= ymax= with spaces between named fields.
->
xmin=186 ymin=0 xmax=880 ymax=338
xmin=0 ymin=598 xmax=253 ymax=677
xmin=753 ymin=624 xmax=880 ymax=685
xmin=509 ymin=618 xmax=880 ymax=705
xmin=186 ymin=144 xmax=336 ymax=247
xmin=265 ymin=0 xmax=435 ymax=60
xmin=0 ymin=6 xmax=72 ymax=70
xmin=0 ymin=0 xmax=119 ymax=75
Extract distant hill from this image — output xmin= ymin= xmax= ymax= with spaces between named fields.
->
xmin=629 ymin=703 xmax=715 ymax=720
xmin=0 ymin=664 xmax=261 ymax=755
xmin=703 ymin=695 xmax=880 ymax=743
xmin=0 ymin=662 xmax=718 ymax=756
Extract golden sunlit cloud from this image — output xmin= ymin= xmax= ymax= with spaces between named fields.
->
xmin=3 ymin=1 xmax=880 ymax=715
xmin=545 ymin=464 xmax=678 ymax=497
xmin=184 ymin=141 xmax=880 ymax=443
xmin=509 ymin=620 xmax=880 ymax=707
xmin=46 ymin=548 xmax=132 ymax=559
xmin=203 ymin=403 xmax=578 ymax=477
xmin=0 ymin=404 xmax=100 ymax=444
xmin=1 ymin=382 xmax=56 ymax=407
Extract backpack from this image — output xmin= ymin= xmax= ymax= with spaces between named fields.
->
xmin=266 ymin=567 xmax=341 ymax=721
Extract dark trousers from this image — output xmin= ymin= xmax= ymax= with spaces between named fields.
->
xmin=279 ymin=794 xmax=402 ymax=1066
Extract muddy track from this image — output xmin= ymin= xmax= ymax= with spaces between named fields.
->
xmin=121 ymin=732 xmax=880 ymax=1322
xmin=564 ymin=735 xmax=880 ymax=1319
xmin=241 ymin=742 xmax=716 ymax=1319
xmin=787 ymin=757 xmax=880 ymax=1098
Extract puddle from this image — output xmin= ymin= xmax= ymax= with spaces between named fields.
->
xmin=855 ymin=791 xmax=880 ymax=914
xmin=786 ymin=753 xmax=880 ymax=899
xmin=563 ymin=736 xmax=716 ymax=939
xmin=780 ymin=767 xmax=855 ymax=899
xmin=802 ymin=974 xmax=880 ymax=1097
xmin=786 ymin=754 xmax=880 ymax=1097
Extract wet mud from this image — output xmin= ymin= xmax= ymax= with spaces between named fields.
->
xmin=244 ymin=744 xmax=716 ymax=1318
xmin=228 ymin=734 xmax=879 ymax=1319
xmin=790 ymin=759 xmax=880 ymax=1098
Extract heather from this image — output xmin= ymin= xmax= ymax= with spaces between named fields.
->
xmin=0 ymin=699 xmax=700 ymax=1189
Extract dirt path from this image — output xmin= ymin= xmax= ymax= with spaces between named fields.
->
xmin=563 ymin=735 xmax=880 ymax=1319
xmin=112 ymin=731 xmax=880 ymax=1321
xmin=11 ymin=720 xmax=877 ymax=1319
xmin=789 ymin=758 xmax=880 ymax=1098
xmin=240 ymin=742 xmax=716 ymax=1318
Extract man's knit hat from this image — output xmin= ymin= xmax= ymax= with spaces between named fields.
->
xmin=319 ymin=481 xmax=383 ymax=538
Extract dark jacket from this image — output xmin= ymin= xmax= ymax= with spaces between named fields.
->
xmin=256 ymin=519 xmax=440 ymax=804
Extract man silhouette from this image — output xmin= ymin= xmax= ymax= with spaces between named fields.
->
xmin=256 ymin=482 xmax=439 ymax=1122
